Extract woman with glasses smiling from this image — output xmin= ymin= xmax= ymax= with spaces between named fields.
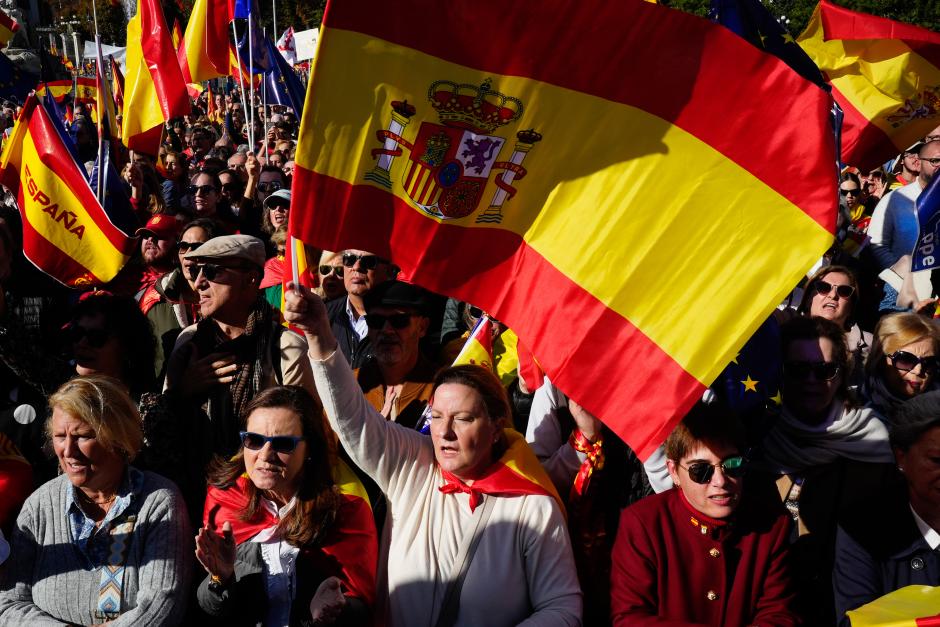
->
xmin=754 ymin=316 xmax=895 ymax=624
xmin=862 ymin=312 xmax=940 ymax=420
xmin=195 ymin=386 xmax=377 ymax=626
xmin=611 ymin=404 xmax=798 ymax=625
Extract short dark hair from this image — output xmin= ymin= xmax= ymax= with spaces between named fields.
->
xmin=890 ymin=391 xmax=940 ymax=451
xmin=780 ymin=316 xmax=850 ymax=400
xmin=665 ymin=402 xmax=745 ymax=462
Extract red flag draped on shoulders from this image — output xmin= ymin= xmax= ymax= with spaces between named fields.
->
xmin=0 ymin=96 xmax=135 ymax=287
xmin=203 ymin=462 xmax=376 ymax=604
xmin=290 ymin=0 xmax=837 ymax=460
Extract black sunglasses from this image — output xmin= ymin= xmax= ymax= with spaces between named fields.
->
xmin=64 ymin=324 xmax=112 ymax=348
xmin=812 ymin=279 xmax=855 ymax=299
xmin=839 ymin=188 xmax=861 ymax=197
xmin=220 ymin=182 xmax=243 ymax=193
xmin=319 ymin=265 xmax=343 ymax=278
xmin=257 ymin=181 xmax=283 ymax=193
xmin=188 ymin=184 xmax=216 ymax=196
xmin=342 ymin=253 xmax=385 ymax=271
xmin=239 ymin=431 xmax=304 ymax=453
xmin=889 ymin=350 xmax=940 ymax=376
xmin=187 ymin=262 xmax=251 ymax=282
xmin=176 ymin=240 xmax=204 ymax=254
xmin=681 ymin=455 xmax=746 ymax=484
xmin=783 ymin=360 xmax=841 ymax=382
xmin=365 ymin=312 xmax=415 ymax=330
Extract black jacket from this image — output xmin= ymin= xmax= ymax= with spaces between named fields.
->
xmin=326 ymin=296 xmax=372 ymax=369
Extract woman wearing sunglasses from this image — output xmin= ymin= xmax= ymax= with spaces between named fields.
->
xmin=195 ymin=386 xmax=377 ymax=626
xmin=314 ymin=251 xmax=346 ymax=302
xmin=611 ymin=404 xmax=797 ymax=625
xmin=755 ymin=316 xmax=895 ymax=624
xmin=796 ymin=264 xmax=871 ymax=390
xmin=862 ymin=312 xmax=940 ymax=419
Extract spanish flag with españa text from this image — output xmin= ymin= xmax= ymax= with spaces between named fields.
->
xmin=0 ymin=96 xmax=135 ymax=287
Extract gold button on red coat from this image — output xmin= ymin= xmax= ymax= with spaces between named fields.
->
xmin=709 ymin=548 xmax=720 ymax=558
xmin=706 ymin=590 xmax=719 ymax=601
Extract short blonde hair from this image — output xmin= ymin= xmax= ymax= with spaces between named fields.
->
xmin=47 ymin=375 xmax=144 ymax=461
xmin=866 ymin=313 xmax=940 ymax=378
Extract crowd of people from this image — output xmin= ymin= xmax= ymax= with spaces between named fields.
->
xmin=0 ymin=81 xmax=939 ymax=626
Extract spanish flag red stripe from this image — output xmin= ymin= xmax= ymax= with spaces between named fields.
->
xmin=324 ymin=2 xmax=835 ymax=227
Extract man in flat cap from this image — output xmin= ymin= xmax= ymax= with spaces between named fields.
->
xmin=160 ymin=234 xmax=315 ymax=519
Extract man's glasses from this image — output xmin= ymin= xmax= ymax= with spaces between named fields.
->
xmin=812 ymin=279 xmax=855 ymax=299
xmin=239 ymin=431 xmax=304 ymax=454
xmin=342 ymin=253 xmax=385 ymax=271
xmin=63 ymin=324 xmax=112 ymax=348
xmin=257 ymin=182 xmax=283 ymax=193
xmin=188 ymin=263 xmax=250 ymax=282
xmin=839 ymin=188 xmax=861 ymax=197
xmin=783 ymin=361 xmax=841 ymax=382
xmin=176 ymin=240 xmax=204 ymax=254
xmin=365 ymin=312 xmax=415 ymax=330
xmin=319 ymin=265 xmax=343 ymax=278
xmin=220 ymin=182 xmax=243 ymax=193
xmin=188 ymin=184 xmax=216 ymax=196
xmin=889 ymin=351 xmax=940 ymax=376
xmin=680 ymin=455 xmax=746 ymax=485
xmin=925 ymin=135 xmax=940 ymax=143
xmin=920 ymin=157 xmax=940 ymax=167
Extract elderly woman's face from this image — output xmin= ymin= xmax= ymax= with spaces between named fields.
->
xmin=243 ymin=407 xmax=307 ymax=502
xmin=51 ymin=407 xmax=125 ymax=493
xmin=896 ymin=425 xmax=940 ymax=517
xmin=884 ymin=337 xmax=938 ymax=399
xmin=667 ymin=438 xmax=743 ymax=520
xmin=430 ymin=383 xmax=500 ymax=482
xmin=808 ymin=272 xmax=853 ymax=328
xmin=783 ymin=336 xmax=842 ymax=423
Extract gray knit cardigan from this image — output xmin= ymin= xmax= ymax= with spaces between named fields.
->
xmin=0 ymin=470 xmax=192 ymax=626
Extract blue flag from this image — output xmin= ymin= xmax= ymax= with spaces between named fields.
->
xmin=709 ymin=0 xmax=827 ymax=89
xmin=263 ymin=38 xmax=305 ymax=116
xmin=232 ymin=0 xmax=271 ymax=74
xmin=88 ymin=141 xmax=136 ymax=237
xmin=710 ymin=315 xmax=781 ymax=414
xmin=912 ymin=174 xmax=940 ymax=273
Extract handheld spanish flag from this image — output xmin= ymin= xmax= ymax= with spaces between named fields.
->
xmin=122 ymin=0 xmax=189 ymax=155
xmin=798 ymin=1 xmax=940 ymax=168
xmin=0 ymin=96 xmax=135 ymax=287
xmin=289 ymin=0 xmax=837 ymax=460
xmin=847 ymin=585 xmax=940 ymax=626
xmin=0 ymin=10 xmax=18 ymax=49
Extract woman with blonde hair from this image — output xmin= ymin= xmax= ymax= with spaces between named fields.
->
xmin=0 ymin=375 xmax=192 ymax=625
xmin=863 ymin=312 xmax=940 ymax=419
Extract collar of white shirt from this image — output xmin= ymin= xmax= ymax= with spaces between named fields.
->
xmin=910 ymin=505 xmax=940 ymax=550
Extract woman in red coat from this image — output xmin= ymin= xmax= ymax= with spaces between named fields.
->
xmin=610 ymin=403 xmax=799 ymax=626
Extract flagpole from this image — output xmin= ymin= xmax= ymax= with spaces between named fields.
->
xmin=272 ymin=0 xmax=277 ymax=53
xmin=91 ymin=0 xmax=105 ymax=200
xmin=231 ymin=20 xmax=249 ymax=149
xmin=247 ymin=15 xmax=255 ymax=150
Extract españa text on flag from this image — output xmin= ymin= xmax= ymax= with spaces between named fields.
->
xmin=290 ymin=0 xmax=838 ymax=459
xmin=798 ymin=0 xmax=940 ymax=168
xmin=0 ymin=97 xmax=135 ymax=287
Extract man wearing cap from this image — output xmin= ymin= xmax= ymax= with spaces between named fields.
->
xmin=135 ymin=214 xmax=180 ymax=308
xmin=162 ymin=234 xmax=315 ymax=517
xmin=890 ymin=143 xmax=922 ymax=190
xmin=326 ymin=249 xmax=397 ymax=368
xmin=869 ymin=140 xmax=940 ymax=312
xmin=355 ymin=280 xmax=438 ymax=430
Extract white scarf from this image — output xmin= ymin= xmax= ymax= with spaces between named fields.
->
xmin=759 ymin=401 xmax=894 ymax=474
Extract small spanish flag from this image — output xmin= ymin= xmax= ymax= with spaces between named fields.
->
xmin=847 ymin=585 xmax=940 ymax=626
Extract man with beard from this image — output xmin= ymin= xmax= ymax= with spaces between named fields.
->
xmin=325 ymin=249 xmax=396 ymax=367
xmin=135 ymin=214 xmax=180 ymax=306
xmin=355 ymin=280 xmax=437 ymax=430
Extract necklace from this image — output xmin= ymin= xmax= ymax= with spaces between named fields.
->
xmin=78 ymin=490 xmax=117 ymax=506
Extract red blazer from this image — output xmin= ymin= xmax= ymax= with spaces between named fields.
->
xmin=610 ymin=488 xmax=799 ymax=626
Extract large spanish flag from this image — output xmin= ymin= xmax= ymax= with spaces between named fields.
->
xmin=290 ymin=0 xmax=837 ymax=459
xmin=0 ymin=96 xmax=135 ymax=287
xmin=122 ymin=0 xmax=189 ymax=155
xmin=798 ymin=1 xmax=940 ymax=168
xmin=177 ymin=0 xmax=230 ymax=84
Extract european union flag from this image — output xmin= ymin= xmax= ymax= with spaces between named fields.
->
xmin=709 ymin=0 xmax=827 ymax=89
xmin=232 ymin=0 xmax=271 ymax=73
xmin=710 ymin=315 xmax=782 ymax=414
xmin=263 ymin=38 xmax=305 ymax=117
xmin=88 ymin=142 xmax=136 ymax=237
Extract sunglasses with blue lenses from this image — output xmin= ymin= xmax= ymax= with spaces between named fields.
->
xmin=239 ymin=431 xmax=304 ymax=453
